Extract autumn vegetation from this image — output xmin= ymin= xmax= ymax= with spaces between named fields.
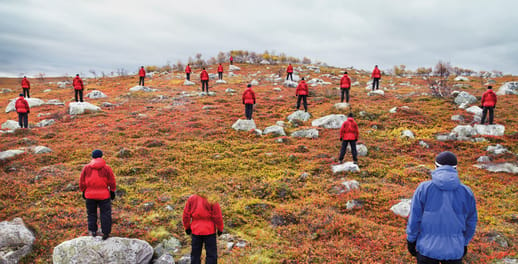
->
xmin=0 ymin=52 xmax=517 ymax=263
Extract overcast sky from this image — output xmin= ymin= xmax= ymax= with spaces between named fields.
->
xmin=1 ymin=0 xmax=517 ymax=77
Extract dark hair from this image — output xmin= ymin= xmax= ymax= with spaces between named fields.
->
xmin=301 ymin=77 xmax=305 ymax=80
xmin=247 ymin=84 xmax=252 ymax=88
xmin=344 ymin=71 xmax=347 ymax=74
xmin=202 ymin=67 xmax=205 ymax=70
xmin=488 ymin=85 xmax=493 ymax=89
xmin=348 ymin=112 xmax=354 ymax=118
xmin=76 ymin=74 xmax=79 ymax=76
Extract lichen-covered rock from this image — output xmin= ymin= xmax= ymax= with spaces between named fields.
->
xmin=86 ymin=90 xmax=108 ymax=99
xmin=232 ymin=119 xmax=256 ymax=131
xmin=1 ymin=120 xmax=20 ymax=130
xmin=0 ymin=149 xmax=25 ymax=161
xmin=129 ymin=86 xmax=157 ymax=92
xmin=69 ymin=102 xmax=101 ymax=115
xmin=5 ymin=97 xmax=45 ymax=113
xmin=390 ymin=199 xmax=411 ymax=217
xmin=332 ymin=162 xmax=359 ymax=173
xmin=37 ymin=119 xmax=55 ymax=127
xmin=0 ymin=218 xmax=35 ymax=264
xmin=474 ymin=124 xmax=505 ymax=136
xmin=287 ymin=110 xmax=311 ymax=122
xmin=291 ymin=128 xmax=318 ymax=139
xmin=311 ymin=114 xmax=347 ymax=129
xmin=263 ymin=125 xmax=286 ymax=136
xmin=497 ymin=81 xmax=518 ymax=95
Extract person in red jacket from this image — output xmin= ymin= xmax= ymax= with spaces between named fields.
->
xmin=217 ymin=63 xmax=224 ymax=80
xmin=339 ymin=113 xmax=359 ymax=164
xmin=185 ymin=64 xmax=192 ymax=81
xmin=15 ymin=93 xmax=30 ymax=128
xmin=138 ymin=66 xmax=146 ymax=86
xmin=200 ymin=67 xmax=209 ymax=92
xmin=480 ymin=85 xmax=497 ymax=125
xmin=242 ymin=84 xmax=256 ymax=120
xmin=296 ymin=77 xmax=309 ymax=112
xmin=73 ymin=74 xmax=84 ymax=102
xmin=21 ymin=76 xmax=30 ymax=98
xmin=183 ymin=192 xmax=224 ymax=264
xmin=79 ymin=150 xmax=116 ymax=240
xmin=371 ymin=65 xmax=381 ymax=90
xmin=340 ymin=71 xmax=352 ymax=103
xmin=229 ymin=55 xmax=233 ymax=65
xmin=286 ymin=63 xmax=294 ymax=81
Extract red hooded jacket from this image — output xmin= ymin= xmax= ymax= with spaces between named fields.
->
xmin=296 ymin=80 xmax=308 ymax=96
xmin=242 ymin=87 xmax=256 ymax=104
xmin=183 ymin=195 xmax=224 ymax=235
xmin=340 ymin=74 xmax=351 ymax=88
xmin=185 ymin=65 xmax=192 ymax=73
xmin=73 ymin=76 xmax=84 ymax=90
xmin=230 ymin=56 xmax=233 ymax=62
xmin=15 ymin=96 xmax=30 ymax=113
xmin=200 ymin=70 xmax=209 ymax=81
xmin=139 ymin=67 xmax=146 ymax=77
xmin=217 ymin=64 xmax=223 ymax=73
xmin=21 ymin=78 xmax=30 ymax=89
xmin=287 ymin=64 xmax=294 ymax=73
xmin=340 ymin=117 xmax=359 ymax=141
xmin=481 ymin=89 xmax=497 ymax=107
xmin=372 ymin=67 xmax=381 ymax=78
xmin=79 ymin=158 xmax=116 ymax=200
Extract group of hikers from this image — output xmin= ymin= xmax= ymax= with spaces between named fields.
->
xmin=12 ymin=60 xmax=496 ymax=263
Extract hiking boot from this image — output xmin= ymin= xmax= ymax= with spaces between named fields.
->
xmin=102 ymin=234 xmax=109 ymax=240
xmin=89 ymin=231 xmax=96 ymax=237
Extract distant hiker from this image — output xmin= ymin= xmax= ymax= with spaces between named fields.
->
xmin=340 ymin=71 xmax=352 ymax=103
xmin=138 ymin=66 xmax=146 ymax=86
xmin=230 ymin=55 xmax=233 ymax=65
xmin=183 ymin=192 xmax=224 ymax=264
xmin=73 ymin=74 xmax=84 ymax=102
xmin=407 ymin=151 xmax=477 ymax=264
xmin=371 ymin=65 xmax=381 ymax=90
xmin=15 ymin=93 xmax=30 ymax=128
xmin=217 ymin=63 xmax=224 ymax=80
xmin=21 ymin=76 xmax=30 ymax=98
xmin=296 ymin=77 xmax=309 ymax=112
xmin=79 ymin=149 xmax=117 ymax=240
xmin=200 ymin=67 xmax=209 ymax=92
xmin=242 ymin=84 xmax=256 ymax=120
xmin=338 ymin=112 xmax=359 ymax=164
xmin=286 ymin=63 xmax=294 ymax=81
xmin=185 ymin=64 xmax=192 ymax=81
xmin=480 ymin=85 xmax=497 ymax=125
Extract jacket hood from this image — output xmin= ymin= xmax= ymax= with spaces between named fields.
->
xmin=431 ymin=165 xmax=460 ymax=191
xmin=347 ymin=117 xmax=354 ymax=122
xmin=89 ymin=158 xmax=106 ymax=169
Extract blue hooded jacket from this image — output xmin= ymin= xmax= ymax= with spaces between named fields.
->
xmin=406 ymin=165 xmax=477 ymax=260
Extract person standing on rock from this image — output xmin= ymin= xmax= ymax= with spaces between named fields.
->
xmin=340 ymin=71 xmax=352 ymax=103
xmin=183 ymin=191 xmax=224 ymax=264
xmin=371 ymin=65 xmax=381 ymax=90
xmin=230 ymin=55 xmax=233 ymax=65
xmin=200 ymin=67 xmax=209 ymax=93
xmin=79 ymin=149 xmax=117 ymax=240
xmin=242 ymin=84 xmax=256 ymax=120
xmin=73 ymin=74 xmax=84 ymax=102
xmin=296 ymin=77 xmax=308 ymax=112
xmin=407 ymin=151 xmax=477 ymax=264
xmin=217 ymin=63 xmax=224 ymax=80
xmin=21 ymin=76 xmax=30 ymax=98
xmin=286 ymin=63 xmax=294 ymax=81
xmin=15 ymin=93 xmax=30 ymax=128
xmin=138 ymin=66 xmax=146 ymax=86
xmin=185 ymin=64 xmax=192 ymax=81
xmin=480 ymin=85 xmax=497 ymax=125
xmin=338 ymin=112 xmax=359 ymax=164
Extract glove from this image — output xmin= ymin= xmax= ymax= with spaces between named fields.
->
xmin=82 ymin=192 xmax=86 ymax=200
xmin=463 ymin=246 xmax=467 ymax=257
xmin=407 ymin=240 xmax=417 ymax=257
xmin=340 ymin=138 xmax=342 ymax=141
xmin=185 ymin=228 xmax=191 ymax=235
xmin=217 ymin=230 xmax=223 ymax=236
xmin=110 ymin=191 xmax=116 ymax=200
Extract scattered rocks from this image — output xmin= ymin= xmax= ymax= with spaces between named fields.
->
xmin=0 ymin=218 xmax=35 ymax=264
xmin=311 ymin=114 xmax=347 ymax=129
xmin=497 ymin=81 xmax=518 ymax=95
xmin=452 ymin=125 xmax=477 ymax=138
xmin=390 ymin=199 xmax=411 ymax=217
xmin=451 ymin=115 xmax=465 ymax=122
xmin=473 ymin=163 xmax=518 ymax=174
xmin=69 ymin=102 xmax=102 ymax=115
xmin=263 ymin=125 xmax=286 ymax=136
xmin=334 ymin=102 xmax=350 ymax=111
xmin=52 ymin=237 xmax=153 ymax=264
xmin=232 ymin=119 xmax=256 ymax=131
xmin=86 ymin=90 xmax=108 ymax=99
xmin=487 ymin=144 xmax=508 ymax=155
xmin=0 ymin=149 xmax=25 ymax=161
xmin=332 ymin=162 xmax=360 ymax=173
xmin=287 ymin=110 xmax=311 ymax=122
xmin=290 ymin=128 xmax=319 ymax=139
xmin=154 ymin=254 xmax=175 ymax=264
xmin=419 ymin=140 xmax=430 ymax=148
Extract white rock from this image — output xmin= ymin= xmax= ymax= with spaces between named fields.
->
xmin=183 ymin=80 xmax=196 ymax=86
xmin=287 ymin=110 xmax=311 ymax=122
xmin=341 ymin=180 xmax=360 ymax=192
xmin=465 ymin=106 xmax=483 ymax=116
xmin=419 ymin=140 xmax=430 ymax=148
xmin=474 ymin=124 xmax=505 ymax=137
xmin=52 ymin=236 xmax=153 ymax=264
xmin=0 ymin=218 xmax=35 ymax=264
xmin=276 ymin=121 xmax=285 ymax=127
xmin=452 ymin=125 xmax=477 ymax=138
xmin=390 ymin=199 xmax=411 ymax=217
xmin=283 ymin=80 xmax=298 ymax=88
xmin=2 ymin=120 xmax=20 ymax=130
xmin=273 ymin=87 xmax=282 ymax=92
xmin=0 ymin=149 xmax=25 ymax=160
xmin=497 ymin=81 xmax=518 ymax=95
xmin=216 ymin=80 xmax=227 ymax=84
xmin=260 ymin=60 xmax=270 ymax=65
xmin=229 ymin=65 xmax=241 ymax=71
xmin=225 ymin=88 xmax=236 ymax=93
xmin=232 ymin=119 xmax=256 ymax=131
xmin=46 ymin=99 xmax=65 ymax=105
xmin=454 ymin=91 xmax=477 ymax=106
xmin=311 ymin=114 xmax=347 ymax=129
xmin=85 ymin=90 xmax=108 ymax=99
xmin=154 ymin=254 xmax=175 ymax=264
xmin=69 ymin=102 xmax=101 ymax=115
xmin=263 ymin=125 xmax=286 ymax=136
xmin=346 ymin=200 xmax=363 ymax=210
xmin=250 ymin=79 xmax=259 ymax=86
xmin=389 ymin=107 xmax=398 ymax=113
xmin=401 ymin=130 xmax=415 ymax=139
xmin=451 ymin=115 xmax=465 ymax=122
xmin=1 ymin=88 xmax=13 ymax=93
xmin=5 ymin=97 xmax=45 ymax=113
xmin=291 ymin=128 xmax=319 ymax=138
xmin=487 ymin=144 xmax=508 ymax=155
xmin=473 ymin=163 xmax=518 ymax=174
xmin=454 ymin=76 xmax=469 ymax=82
xmin=368 ymin=90 xmax=385 ymax=96
xmin=332 ymin=162 xmax=359 ymax=173
xmin=477 ymin=156 xmax=492 ymax=163
xmin=43 ymin=89 xmax=52 ymax=93
xmin=334 ymin=103 xmax=350 ymax=111
xmin=57 ymin=81 xmax=70 ymax=88
xmin=129 ymin=86 xmax=157 ymax=92
xmin=154 ymin=237 xmax=181 ymax=259
xmin=208 ymin=73 xmax=218 ymax=80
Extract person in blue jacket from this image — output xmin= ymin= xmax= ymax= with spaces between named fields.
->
xmin=406 ymin=151 xmax=477 ymax=264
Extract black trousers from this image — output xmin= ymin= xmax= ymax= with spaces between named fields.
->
xmin=230 ymin=60 xmax=233 ymax=65
xmin=416 ymin=252 xmax=462 ymax=264
xmin=341 ymin=88 xmax=350 ymax=103
xmin=23 ymin=88 xmax=30 ymax=98
xmin=286 ymin=72 xmax=293 ymax=81
xmin=245 ymin=104 xmax=254 ymax=120
xmin=75 ymin=89 xmax=83 ymax=102
xmin=18 ymin=112 xmax=28 ymax=128
xmin=481 ymin=106 xmax=494 ymax=124
xmin=139 ymin=76 xmax=145 ymax=86
xmin=296 ymin=95 xmax=307 ymax=112
xmin=186 ymin=73 xmax=191 ymax=80
xmin=218 ymin=72 xmax=223 ymax=80
xmin=372 ymin=78 xmax=380 ymax=90
xmin=201 ymin=80 xmax=209 ymax=92
xmin=86 ymin=198 xmax=112 ymax=235
xmin=339 ymin=140 xmax=357 ymax=162
xmin=191 ymin=234 xmax=217 ymax=264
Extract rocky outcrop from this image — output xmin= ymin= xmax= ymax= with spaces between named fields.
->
xmin=232 ymin=119 xmax=256 ymax=131
xmin=263 ymin=125 xmax=286 ymax=136
xmin=69 ymin=102 xmax=102 ymax=115
xmin=287 ymin=111 xmax=311 ymax=122
xmin=86 ymin=90 xmax=108 ymax=99
xmin=497 ymin=81 xmax=518 ymax=95
xmin=0 ymin=149 xmax=25 ymax=161
xmin=0 ymin=218 xmax=35 ymax=264
xmin=311 ymin=114 xmax=347 ymax=129
xmin=291 ymin=128 xmax=319 ymax=139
